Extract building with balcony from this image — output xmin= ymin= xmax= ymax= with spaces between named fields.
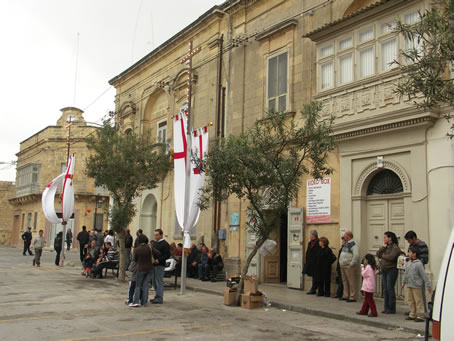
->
xmin=9 ymin=107 xmax=109 ymax=248
xmin=0 ymin=181 xmax=15 ymax=245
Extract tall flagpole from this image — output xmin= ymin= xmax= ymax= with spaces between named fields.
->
xmin=180 ymin=40 xmax=200 ymax=295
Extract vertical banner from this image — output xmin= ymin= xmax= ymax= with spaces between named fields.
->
xmin=306 ymin=178 xmax=331 ymax=223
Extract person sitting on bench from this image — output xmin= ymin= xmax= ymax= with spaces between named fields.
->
xmin=91 ymin=242 xmax=119 ymax=279
xmin=208 ymin=248 xmax=223 ymax=282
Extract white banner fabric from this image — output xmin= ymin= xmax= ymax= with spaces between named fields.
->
xmin=173 ymin=112 xmax=187 ymax=231
xmin=62 ymin=155 xmax=75 ymax=222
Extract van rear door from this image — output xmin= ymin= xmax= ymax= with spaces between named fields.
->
xmin=432 ymin=228 xmax=454 ymax=340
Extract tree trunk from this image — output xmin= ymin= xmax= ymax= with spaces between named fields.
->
xmin=117 ymin=232 xmax=126 ymax=282
xmin=235 ymin=237 xmax=266 ymax=306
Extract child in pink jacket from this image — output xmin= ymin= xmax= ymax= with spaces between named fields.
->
xmin=357 ymin=254 xmax=378 ymax=317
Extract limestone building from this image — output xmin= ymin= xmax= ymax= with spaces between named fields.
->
xmin=0 ymin=181 xmax=15 ymax=245
xmin=9 ymin=107 xmax=109 ymax=248
xmin=110 ymin=0 xmax=451 ymax=287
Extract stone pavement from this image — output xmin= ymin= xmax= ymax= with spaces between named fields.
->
xmin=173 ymin=277 xmax=429 ymax=336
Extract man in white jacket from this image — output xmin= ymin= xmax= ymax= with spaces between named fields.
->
xmin=32 ymin=230 xmax=45 ymax=267
xmin=339 ymin=230 xmax=360 ymax=302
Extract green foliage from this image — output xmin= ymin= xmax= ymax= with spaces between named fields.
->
xmin=200 ymin=102 xmax=335 ymax=242
xmin=394 ymin=0 xmax=454 ymax=133
xmin=85 ymin=120 xmax=171 ymax=233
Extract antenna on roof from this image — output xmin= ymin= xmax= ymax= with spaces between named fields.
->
xmin=73 ymin=32 xmax=80 ymax=106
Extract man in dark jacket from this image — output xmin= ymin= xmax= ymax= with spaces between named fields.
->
xmin=54 ymin=231 xmax=63 ymax=266
xmin=208 ymin=248 xmax=223 ymax=282
xmin=22 ymin=227 xmax=33 ymax=256
xmin=303 ymin=229 xmax=321 ymax=295
xmin=150 ymin=229 xmax=170 ymax=304
xmin=133 ymin=229 xmax=143 ymax=249
xmin=124 ymin=229 xmax=133 ymax=270
xmin=187 ymin=243 xmax=200 ymax=278
xmin=77 ymin=226 xmax=90 ymax=263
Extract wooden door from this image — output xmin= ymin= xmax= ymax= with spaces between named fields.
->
xmin=367 ymin=200 xmax=387 ymax=250
xmin=263 ymin=226 xmax=280 ymax=283
xmin=388 ymin=199 xmax=405 ymax=242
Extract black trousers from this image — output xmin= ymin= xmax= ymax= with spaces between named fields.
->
xmin=23 ymin=241 xmax=32 ymax=255
xmin=79 ymin=243 xmax=87 ymax=262
xmin=55 ymin=249 xmax=61 ymax=266
xmin=317 ymin=270 xmax=331 ymax=296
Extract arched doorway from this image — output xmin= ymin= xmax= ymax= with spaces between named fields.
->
xmin=140 ymin=194 xmax=157 ymax=237
xmin=365 ymin=169 xmax=405 ymax=251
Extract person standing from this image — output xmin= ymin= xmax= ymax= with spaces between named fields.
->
xmin=303 ymin=230 xmax=321 ymax=295
xmin=401 ymin=247 xmax=433 ymax=322
xmin=133 ymin=229 xmax=143 ymax=249
xmin=21 ymin=227 xmax=33 ymax=256
xmin=124 ymin=229 xmax=133 ymax=270
xmin=376 ymin=231 xmax=401 ymax=314
xmin=357 ymin=254 xmax=378 ymax=317
xmin=339 ymin=230 xmax=360 ymax=302
xmin=315 ymin=237 xmax=336 ymax=297
xmin=32 ymin=230 xmax=45 ymax=267
xmin=65 ymin=228 xmax=73 ymax=251
xmin=404 ymin=230 xmax=429 ymax=266
xmin=334 ymin=237 xmax=346 ymax=299
xmin=76 ymin=226 xmax=90 ymax=263
xmin=150 ymin=229 xmax=170 ymax=304
xmin=54 ymin=231 xmax=63 ymax=266
xmin=129 ymin=234 xmax=153 ymax=307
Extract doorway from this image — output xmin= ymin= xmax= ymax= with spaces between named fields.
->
xmin=140 ymin=194 xmax=157 ymax=237
xmin=366 ymin=169 xmax=405 ymax=251
xmin=263 ymin=213 xmax=288 ymax=283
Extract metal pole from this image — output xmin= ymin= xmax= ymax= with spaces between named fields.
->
xmin=180 ymin=40 xmax=194 ymax=295
xmin=61 ymin=117 xmax=72 ymax=267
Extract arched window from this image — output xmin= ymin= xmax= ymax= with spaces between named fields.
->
xmin=367 ymin=169 xmax=403 ymax=195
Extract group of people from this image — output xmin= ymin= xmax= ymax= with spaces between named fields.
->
xmin=303 ymin=229 xmax=431 ymax=322
xmin=186 ymin=243 xmax=224 ymax=282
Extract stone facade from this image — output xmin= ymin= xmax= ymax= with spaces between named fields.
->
xmin=110 ymin=0 xmax=450 ymax=287
xmin=0 ymin=181 xmax=15 ymax=245
xmin=9 ymin=107 xmax=109 ymax=249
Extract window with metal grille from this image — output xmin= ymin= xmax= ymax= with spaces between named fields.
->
xmin=367 ymin=169 xmax=403 ymax=195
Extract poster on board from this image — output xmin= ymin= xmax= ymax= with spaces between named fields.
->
xmin=306 ymin=178 xmax=331 ymax=223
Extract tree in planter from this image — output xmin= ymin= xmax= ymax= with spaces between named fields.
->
xmin=85 ymin=120 xmax=171 ymax=281
xmin=199 ymin=102 xmax=335 ymax=301
xmin=394 ymin=0 xmax=454 ymax=136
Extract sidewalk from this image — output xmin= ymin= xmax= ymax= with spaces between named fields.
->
xmin=168 ymin=277 xmax=428 ymax=336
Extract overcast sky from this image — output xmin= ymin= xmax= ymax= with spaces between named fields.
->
xmin=0 ymin=0 xmax=222 ymax=181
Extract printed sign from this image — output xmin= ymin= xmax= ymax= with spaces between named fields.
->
xmin=306 ymin=177 xmax=331 ymax=223
xmin=230 ymin=213 xmax=239 ymax=226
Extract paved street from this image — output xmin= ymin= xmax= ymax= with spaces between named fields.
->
xmin=0 ymin=247 xmax=423 ymax=341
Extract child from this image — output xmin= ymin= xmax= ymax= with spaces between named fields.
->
xmin=82 ymin=252 xmax=94 ymax=278
xmin=357 ymin=254 xmax=378 ymax=317
xmin=126 ymin=260 xmax=137 ymax=305
xmin=402 ymin=247 xmax=432 ymax=322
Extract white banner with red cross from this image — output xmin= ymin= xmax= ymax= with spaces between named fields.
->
xmin=42 ymin=154 xmax=76 ymax=224
xmin=173 ymin=109 xmax=209 ymax=248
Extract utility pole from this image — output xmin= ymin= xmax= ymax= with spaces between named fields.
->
xmin=179 ymin=40 xmax=200 ymax=295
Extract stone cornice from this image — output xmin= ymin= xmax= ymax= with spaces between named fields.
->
xmin=333 ymin=115 xmax=437 ymax=140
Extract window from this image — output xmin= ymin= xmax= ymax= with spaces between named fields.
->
xmin=360 ymin=47 xmax=375 ymax=77
xmin=316 ymin=8 xmax=423 ymax=92
xmin=17 ymin=164 xmax=40 ymax=187
xmin=33 ymin=212 xmax=38 ymax=230
xmin=381 ymin=39 xmax=397 ymax=71
xmin=404 ymin=11 xmax=422 ymax=53
xmin=27 ymin=213 xmax=32 ymax=228
xmin=157 ymin=121 xmax=167 ymax=144
xmin=21 ymin=213 xmax=25 ymax=230
xmin=321 ymin=62 xmax=334 ymax=89
xmin=267 ymin=52 xmax=288 ymax=111
xmin=359 ymin=28 xmax=374 ymax=43
xmin=339 ymin=54 xmax=353 ymax=84
xmin=339 ymin=37 xmax=353 ymax=50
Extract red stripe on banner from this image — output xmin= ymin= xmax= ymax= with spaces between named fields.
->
xmin=174 ymin=117 xmax=187 ymax=167
xmin=61 ymin=156 xmax=73 ymax=221
xmin=193 ymin=134 xmax=203 ymax=175
xmin=204 ymin=126 xmax=207 ymax=133
xmin=193 ymin=130 xmax=197 ymax=137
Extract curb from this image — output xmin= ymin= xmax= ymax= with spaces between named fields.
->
xmin=182 ymin=284 xmax=425 ymax=335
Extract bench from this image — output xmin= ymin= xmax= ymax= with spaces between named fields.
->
xmin=103 ymin=260 xmax=119 ymax=278
xmin=164 ymin=259 xmax=180 ymax=289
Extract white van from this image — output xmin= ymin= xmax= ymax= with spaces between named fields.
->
xmin=432 ymin=228 xmax=454 ymax=340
